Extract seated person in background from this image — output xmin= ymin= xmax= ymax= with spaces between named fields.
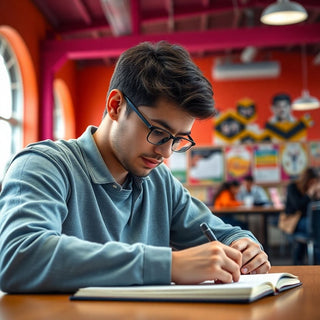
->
xmin=214 ymin=180 xmax=243 ymax=209
xmin=213 ymin=180 xmax=247 ymax=229
xmin=285 ymin=167 xmax=320 ymax=264
xmin=238 ymin=175 xmax=270 ymax=206
xmin=0 ymin=41 xmax=270 ymax=293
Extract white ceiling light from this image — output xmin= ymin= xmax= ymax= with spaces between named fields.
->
xmin=100 ymin=0 xmax=132 ymax=36
xmin=292 ymin=45 xmax=320 ymax=110
xmin=260 ymin=0 xmax=308 ymax=25
xmin=292 ymin=90 xmax=320 ymax=110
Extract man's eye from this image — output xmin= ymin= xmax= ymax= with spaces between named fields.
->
xmin=153 ymin=129 xmax=167 ymax=137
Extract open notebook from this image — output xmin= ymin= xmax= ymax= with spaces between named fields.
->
xmin=71 ymin=272 xmax=302 ymax=303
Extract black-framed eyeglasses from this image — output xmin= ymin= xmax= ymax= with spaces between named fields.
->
xmin=123 ymin=94 xmax=195 ymax=153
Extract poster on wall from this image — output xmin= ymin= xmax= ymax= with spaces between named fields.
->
xmin=280 ymin=142 xmax=308 ymax=180
xmin=253 ymin=144 xmax=280 ymax=183
xmin=225 ymin=145 xmax=252 ymax=181
xmin=167 ymin=152 xmax=187 ymax=183
xmin=188 ymin=147 xmax=224 ymax=184
xmin=309 ymin=141 xmax=320 ymax=168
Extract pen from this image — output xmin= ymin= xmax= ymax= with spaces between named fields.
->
xmin=200 ymin=222 xmax=218 ymax=242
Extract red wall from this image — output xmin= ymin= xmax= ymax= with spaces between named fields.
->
xmin=76 ymin=52 xmax=320 ymax=144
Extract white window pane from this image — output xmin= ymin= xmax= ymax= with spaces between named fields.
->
xmin=0 ymin=120 xmax=12 ymax=181
xmin=0 ymin=55 xmax=12 ymax=119
xmin=53 ymin=89 xmax=65 ymax=140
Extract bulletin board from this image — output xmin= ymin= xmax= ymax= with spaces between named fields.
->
xmin=166 ymin=141 xmax=319 ymax=186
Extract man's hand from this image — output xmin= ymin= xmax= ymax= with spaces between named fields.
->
xmin=230 ymin=238 xmax=271 ymax=275
xmin=171 ymin=242 xmax=241 ymax=284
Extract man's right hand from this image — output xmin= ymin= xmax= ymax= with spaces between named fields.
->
xmin=171 ymin=242 xmax=242 ymax=284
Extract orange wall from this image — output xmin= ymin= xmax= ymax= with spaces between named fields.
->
xmin=0 ymin=0 xmax=48 ymax=82
xmin=76 ymin=51 xmax=320 ymax=143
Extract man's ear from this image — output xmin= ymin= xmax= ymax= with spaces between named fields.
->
xmin=106 ymin=90 xmax=124 ymax=120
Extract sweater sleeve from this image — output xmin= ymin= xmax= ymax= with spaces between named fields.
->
xmin=0 ymin=151 xmax=171 ymax=293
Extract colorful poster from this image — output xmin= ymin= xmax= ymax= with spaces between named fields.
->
xmin=167 ymin=152 xmax=187 ymax=183
xmin=280 ymin=142 xmax=308 ymax=180
xmin=309 ymin=141 xmax=320 ymax=168
xmin=225 ymin=145 xmax=252 ymax=181
xmin=189 ymin=147 xmax=224 ymax=184
xmin=253 ymin=144 xmax=280 ymax=183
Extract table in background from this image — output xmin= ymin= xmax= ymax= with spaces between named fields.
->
xmin=0 ymin=266 xmax=319 ymax=320
xmin=210 ymin=205 xmax=284 ymax=254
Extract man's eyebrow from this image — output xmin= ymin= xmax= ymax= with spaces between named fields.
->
xmin=152 ymin=119 xmax=191 ymax=136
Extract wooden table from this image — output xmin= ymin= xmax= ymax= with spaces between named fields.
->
xmin=0 ymin=266 xmax=319 ymax=320
xmin=211 ymin=205 xmax=284 ymax=254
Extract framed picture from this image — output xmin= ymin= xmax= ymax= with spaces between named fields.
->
xmin=188 ymin=147 xmax=224 ymax=184
xmin=280 ymin=142 xmax=308 ymax=180
xmin=253 ymin=144 xmax=280 ymax=183
xmin=225 ymin=145 xmax=252 ymax=181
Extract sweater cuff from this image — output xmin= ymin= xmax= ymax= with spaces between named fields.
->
xmin=143 ymin=246 xmax=172 ymax=284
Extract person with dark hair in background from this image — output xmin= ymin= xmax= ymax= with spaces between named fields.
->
xmin=285 ymin=167 xmax=320 ymax=264
xmin=238 ymin=175 xmax=270 ymax=206
xmin=213 ymin=180 xmax=243 ymax=209
xmin=213 ymin=180 xmax=248 ymax=229
xmin=0 ymin=41 xmax=270 ymax=293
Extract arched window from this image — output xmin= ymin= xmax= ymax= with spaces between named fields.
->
xmin=53 ymin=78 xmax=75 ymax=140
xmin=0 ymin=34 xmax=23 ymax=181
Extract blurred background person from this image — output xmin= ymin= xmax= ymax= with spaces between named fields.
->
xmin=285 ymin=167 xmax=320 ymax=264
xmin=214 ymin=180 xmax=243 ymax=209
xmin=238 ymin=174 xmax=270 ymax=206
xmin=213 ymin=180 xmax=247 ymax=229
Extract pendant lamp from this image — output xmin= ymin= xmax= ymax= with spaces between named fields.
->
xmin=260 ymin=0 xmax=308 ymax=25
xmin=292 ymin=45 xmax=320 ymax=110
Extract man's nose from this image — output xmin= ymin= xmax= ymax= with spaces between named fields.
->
xmin=154 ymin=141 xmax=173 ymax=159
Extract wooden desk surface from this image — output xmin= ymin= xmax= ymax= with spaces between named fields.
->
xmin=210 ymin=205 xmax=284 ymax=253
xmin=0 ymin=266 xmax=319 ymax=320
xmin=211 ymin=205 xmax=284 ymax=214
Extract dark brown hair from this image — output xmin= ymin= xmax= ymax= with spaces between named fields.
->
xmin=296 ymin=167 xmax=320 ymax=193
xmin=104 ymin=41 xmax=216 ymax=119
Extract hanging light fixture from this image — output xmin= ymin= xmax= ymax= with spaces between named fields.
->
xmin=100 ymin=0 xmax=132 ymax=36
xmin=260 ymin=0 xmax=308 ymax=25
xmin=292 ymin=45 xmax=320 ymax=110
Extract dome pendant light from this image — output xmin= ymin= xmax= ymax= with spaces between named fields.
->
xmin=292 ymin=45 xmax=320 ymax=110
xmin=260 ymin=0 xmax=308 ymax=25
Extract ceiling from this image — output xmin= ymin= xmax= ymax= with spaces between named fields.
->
xmin=31 ymin=0 xmax=320 ymax=65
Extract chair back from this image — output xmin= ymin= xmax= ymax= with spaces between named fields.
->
xmin=307 ymin=201 xmax=320 ymax=245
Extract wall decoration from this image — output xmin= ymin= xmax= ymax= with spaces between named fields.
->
xmin=167 ymin=152 xmax=187 ymax=183
xmin=236 ymin=98 xmax=257 ymax=122
xmin=253 ymin=144 xmax=280 ymax=183
xmin=280 ymin=142 xmax=308 ymax=179
xmin=213 ymin=94 xmax=314 ymax=145
xmin=264 ymin=114 xmax=313 ymax=142
xmin=214 ymin=110 xmax=246 ymax=144
xmin=225 ymin=145 xmax=252 ymax=181
xmin=308 ymin=141 xmax=320 ymax=168
xmin=189 ymin=147 xmax=224 ymax=184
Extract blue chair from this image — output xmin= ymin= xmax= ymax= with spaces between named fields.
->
xmin=293 ymin=201 xmax=320 ymax=265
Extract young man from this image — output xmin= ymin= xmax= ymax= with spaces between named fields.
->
xmin=238 ymin=175 xmax=270 ymax=206
xmin=0 ymin=41 xmax=270 ymax=293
